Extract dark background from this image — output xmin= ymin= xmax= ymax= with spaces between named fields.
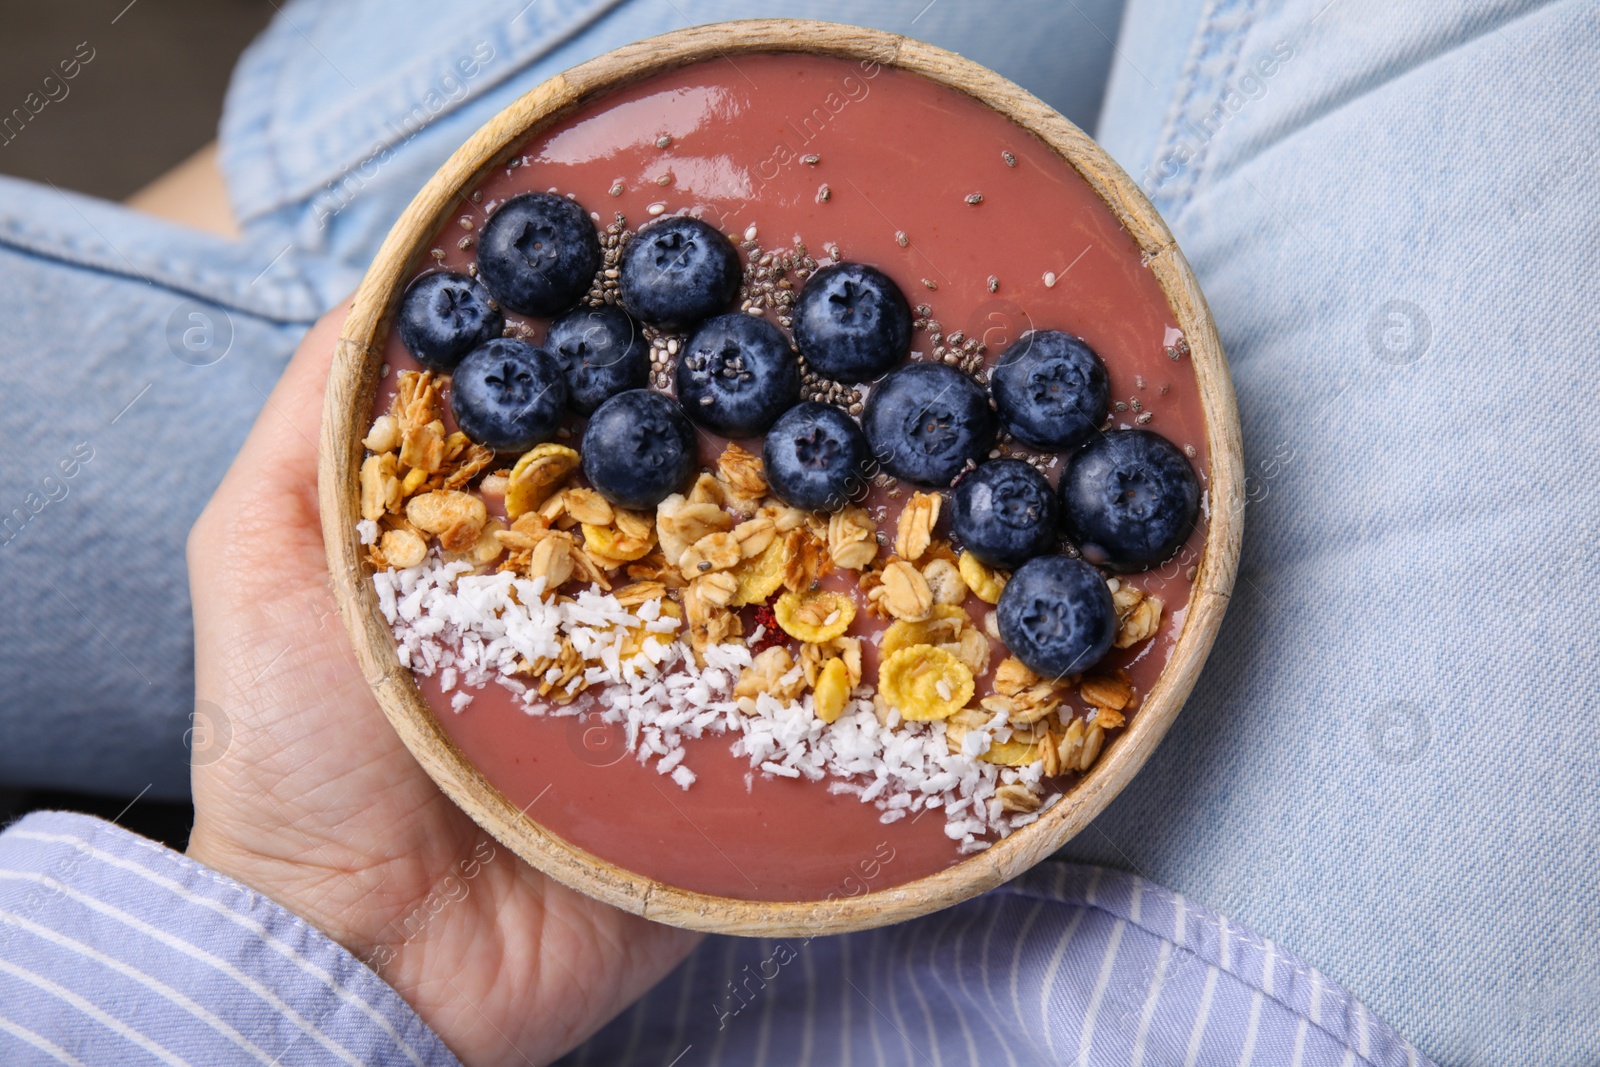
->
xmin=0 ymin=0 xmax=274 ymax=846
xmin=0 ymin=0 xmax=271 ymax=198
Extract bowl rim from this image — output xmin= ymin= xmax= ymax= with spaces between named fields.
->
xmin=318 ymin=17 xmax=1244 ymax=936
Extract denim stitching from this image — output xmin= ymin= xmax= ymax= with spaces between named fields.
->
xmin=1144 ymin=0 xmax=1226 ymax=214
xmin=1178 ymin=0 xmax=1259 ymax=217
xmin=0 ymin=215 xmax=316 ymax=323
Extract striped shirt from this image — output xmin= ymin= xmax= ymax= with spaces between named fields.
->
xmin=0 ymin=813 xmax=1434 ymax=1066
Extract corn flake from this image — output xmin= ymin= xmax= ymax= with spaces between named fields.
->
xmin=583 ymin=521 xmax=655 ymax=562
xmin=813 ymin=657 xmax=850 ymax=723
xmin=505 ymin=444 xmax=581 ymax=519
xmin=881 ymin=604 xmax=969 ymax=659
xmin=879 ymin=644 xmax=973 ymax=721
xmin=730 ymin=535 xmax=787 ymax=606
xmin=773 ymin=589 xmax=856 ymax=643
xmin=958 ymin=552 xmax=1008 ymax=604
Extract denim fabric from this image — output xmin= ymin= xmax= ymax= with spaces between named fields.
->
xmin=0 ymin=178 xmax=319 ymax=796
xmin=1072 ymin=1 xmax=1600 ymax=1063
xmin=0 ymin=1 xmax=1595 ymax=1064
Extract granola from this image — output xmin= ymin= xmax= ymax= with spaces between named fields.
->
xmin=717 ymin=442 xmax=769 ymax=501
xmin=874 ymin=559 xmax=934 ymax=621
xmin=827 ymin=506 xmax=878 ymax=570
xmin=656 ymin=493 xmax=733 ymax=565
xmin=893 ymin=491 xmax=941 ymax=562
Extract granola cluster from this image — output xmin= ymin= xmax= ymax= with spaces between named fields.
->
xmin=362 ymin=371 xmax=1170 ymax=816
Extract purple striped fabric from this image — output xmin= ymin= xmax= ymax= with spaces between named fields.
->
xmin=0 ymin=812 xmax=458 ymax=1066
xmin=567 ymin=863 xmax=1438 ymax=1066
xmin=0 ymin=811 xmax=1434 ymax=1066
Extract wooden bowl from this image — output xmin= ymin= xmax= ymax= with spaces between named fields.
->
xmin=318 ymin=19 xmax=1243 ymax=936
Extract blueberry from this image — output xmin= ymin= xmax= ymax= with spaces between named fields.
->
xmin=762 ymin=403 xmax=871 ymax=511
xmin=619 ymin=215 xmax=741 ymax=328
xmin=475 ymin=192 xmax=600 ymax=317
xmin=861 ymin=362 xmax=997 ymax=486
xmin=581 ymin=390 xmax=696 ymax=509
xmin=545 ymin=305 xmax=650 ymax=416
xmin=397 ymin=271 xmax=504 ymax=372
xmin=949 ymin=459 xmax=1058 ymax=569
xmin=996 ymin=555 xmax=1116 ymax=678
xmin=675 ymin=313 xmax=800 ymax=437
xmin=990 ymin=330 xmax=1109 ymax=451
xmin=1061 ymin=429 xmax=1199 ymax=571
xmin=792 ymin=262 xmax=911 ymax=383
xmin=448 ymin=338 xmax=567 ymax=452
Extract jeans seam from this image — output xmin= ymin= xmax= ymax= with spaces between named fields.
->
xmin=1145 ymin=0 xmax=1226 ymax=209
xmin=269 ymin=0 xmax=329 ymax=305
xmin=0 ymin=222 xmax=316 ymax=324
xmin=1179 ymin=0 xmax=1259 ymax=216
xmin=1144 ymin=0 xmax=1260 ymax=217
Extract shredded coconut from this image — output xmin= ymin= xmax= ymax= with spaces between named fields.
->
xmin=374 ymin=556 xmax=1042 ymax=848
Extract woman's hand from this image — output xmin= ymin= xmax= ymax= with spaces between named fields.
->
xmin=185 ymin=303 xmax=699 ymax=1065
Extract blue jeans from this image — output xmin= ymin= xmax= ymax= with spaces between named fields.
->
xmin=1 ymin=0 xmax=1595 ymax=1062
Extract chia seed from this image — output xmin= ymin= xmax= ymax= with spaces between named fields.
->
xmin=817 ymin=184 xmax=831 ymax=203
xmin=1002 ymin=150 xmax=1017 ymax=167
xmin=965 ymin=193 xmax=984 ymax=205
xmin=656 ymin=134 xmax=672 ymax=148
xmin=896 ymin=231 xmax=909 ymax=247
xmin=987 ymin=275 xmax=999 ymax=293
xmin=458 ymin=216 xmax=473 ymax=230
xmin=609 ymin=181 xmax=625 ymax=196
xmin=802 ymin=154 xmax=820 ymax=165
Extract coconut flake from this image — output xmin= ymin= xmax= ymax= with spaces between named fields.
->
xmin=377 ymin=556 xmax=1032 ymax=846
